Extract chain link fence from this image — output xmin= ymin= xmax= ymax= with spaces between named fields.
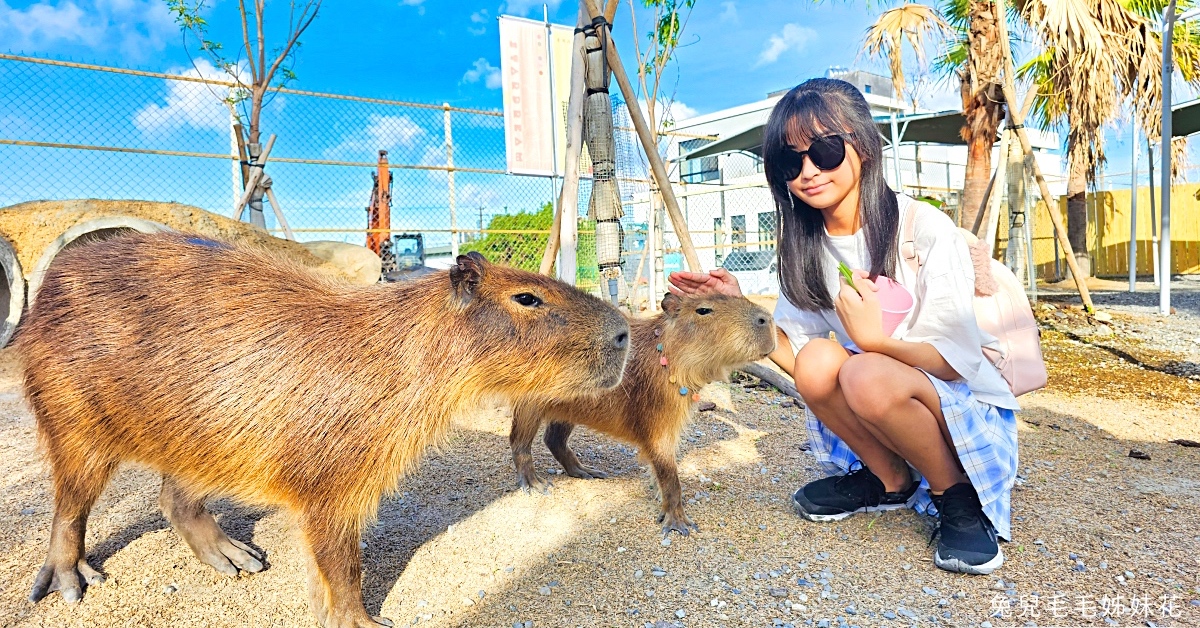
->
xmin=4 ymin=53 xmax=1197 ymax=309
xmin=0 ymin=53 xmax=663 ymax=296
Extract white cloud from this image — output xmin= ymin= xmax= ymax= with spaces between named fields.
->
xmin=133 ymin=59 xmax=241 ymax=134
xmin=720 ymin=1 xmax=737 ymax=23
xmin=755 ymin=23 xmax=817 ymax=67
xmin=462 ymin=58 xmax=502 ymax=90
xmin=324 ymin=114 xmax=426 ymax=159
xmin=0 ymin=0 xmax=175 ymax=60
xmin=468 ymin=8 xmax=488 ymax=34
xmin=503 ymin=0 xmax=561 ymax=17
xmin=400 ymin=0 xmax=425 ymax=16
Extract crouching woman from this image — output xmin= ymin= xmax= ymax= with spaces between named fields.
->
xmin=669 ymin=78 xmax=1019 ymax=575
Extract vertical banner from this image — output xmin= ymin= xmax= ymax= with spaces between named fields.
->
xmin=499 ymin=15 xmax=573 ymax=177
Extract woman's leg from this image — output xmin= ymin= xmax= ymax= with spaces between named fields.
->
xmin=792 ymin=338 xmax=911 ymax=492
xmin=836 ymin=352 xmax=968 ymax=492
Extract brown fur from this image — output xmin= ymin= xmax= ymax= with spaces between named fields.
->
xmin=509 ymin=293 xmax=776 ymax=536
xmin=17 ymin=232 xmax=630 ymax=628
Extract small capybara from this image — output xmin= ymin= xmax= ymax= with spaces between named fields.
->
xmin=18 ymin=233 xmax=630 ymax=628
xmin=509 ymin=292 xmax=776 ymax=536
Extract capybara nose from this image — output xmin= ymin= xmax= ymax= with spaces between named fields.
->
xmin=755 ymin=316 xmax=769 ymax=328
xmin=613 ymin=330 xmax=629 ymax=350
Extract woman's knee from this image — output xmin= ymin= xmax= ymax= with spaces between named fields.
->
xmin=793 ymin=338 xmax=848 ymax=403
xmin=838 ymin=353 xmax=909 ymax=421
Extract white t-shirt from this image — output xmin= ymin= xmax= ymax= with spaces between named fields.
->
xmin=773 ymin=194 xmax=1020 ymax=410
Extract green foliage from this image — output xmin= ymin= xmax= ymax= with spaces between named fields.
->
xmin=458 ymin=202 xmax=598 ymax=277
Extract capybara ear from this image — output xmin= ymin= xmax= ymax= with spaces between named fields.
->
xmin=661 ymin=293 xmax=682 ymax=317
xmin=450 ymin=253 xmax=486 ymax=303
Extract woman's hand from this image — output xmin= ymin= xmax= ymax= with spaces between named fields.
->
xmin=667 ymin=268 xmax=743 ymax=298
xmin=834 ymin=269 xmax=885 ymax=352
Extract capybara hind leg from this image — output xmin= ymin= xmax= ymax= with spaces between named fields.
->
xmin=647 ymin=449 xmax=697 ymax=537
xmin=510 ymin=411 xmax=551 ymax=494
xmin=301 ymin=513 xmax=391 ymax=628
xmin=544 ymin=422 xmax=608 ymax=479
xmin=30 ymin=460 xmax=116 ymax=603
xmin=159 ymin=475 xmax=263 ymax=577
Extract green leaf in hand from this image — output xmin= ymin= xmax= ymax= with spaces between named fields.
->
xmin=837 ymin=262 xmax=862 ymax=296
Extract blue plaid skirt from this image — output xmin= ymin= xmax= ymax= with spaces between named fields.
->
xmin=804 ymin=372 xmax=1018 ymax=541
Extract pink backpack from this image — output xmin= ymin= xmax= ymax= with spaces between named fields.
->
xmin=901 ymin=204 xmax=1047 ymax=397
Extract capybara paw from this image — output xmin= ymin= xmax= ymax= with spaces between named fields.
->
xmin=29 ymin=559 xmax=102 ymax=603
xmin=322 ymin=613 xmax=393 ymax=627
xmin=657 ymin=512 xmax=698 ymax=537
xmin=563 ymin=463 xmax=608 ymax=480
xmin=516 ymin=471 xmax=553 ymax=495
xmin=197 ymin=536 xmax=264 ymax=577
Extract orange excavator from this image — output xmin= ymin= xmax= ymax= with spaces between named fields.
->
xmin=367 ymin=150 xmax=428 ymax=281
xmin=366 ymin=150 xmax=393 ymax=262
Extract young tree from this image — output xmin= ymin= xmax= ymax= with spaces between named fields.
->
xmin=630 ymin=0 xmax=698 ymax=135
xmin=167 ymin=0 xmax=322 ymax=145
xmin=167 ymin=1 xmax=321 ymax=229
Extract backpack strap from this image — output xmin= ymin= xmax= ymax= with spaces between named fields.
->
xmin=900 ymin=200 xmax=921 ymax=274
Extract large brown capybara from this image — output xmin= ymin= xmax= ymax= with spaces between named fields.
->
xmin=17 ymin=233 xmax=630 ymax=628
xmin=509 ymin=292 xmax=776 ymax=536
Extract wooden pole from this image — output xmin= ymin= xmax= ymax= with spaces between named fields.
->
xmin=992 ymin=0 xmax=1094 ymax=313
xmin=263 ymin=187 xmax=295 ymax=241
xmin=540 ymin=2 xmax=589 ymax=277
xmin=581 ymin=0 xmax=701 ymax=271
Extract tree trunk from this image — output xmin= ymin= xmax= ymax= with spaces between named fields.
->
xmin=1065 ymin=149 xmax=1091 ymax=279
xmin=957 ymin=0 xmax=1005 ymax=229
xmin=249 ymin=88 xmax=265 ymax=144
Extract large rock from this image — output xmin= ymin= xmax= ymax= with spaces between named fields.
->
xmin=301 ymin=241 xmax=381 ymax=285
xmin=0 ymin=199 xmax=380 ymax=289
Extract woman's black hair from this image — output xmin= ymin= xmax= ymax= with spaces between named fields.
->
xmin=764 ymin=78 xmax=899 ymax=311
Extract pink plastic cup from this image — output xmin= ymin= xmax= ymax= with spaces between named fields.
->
xmin=873 ymin=276 xmax=914 ymax=337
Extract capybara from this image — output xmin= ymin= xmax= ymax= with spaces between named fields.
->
xmin=18 ymin=233 xmax=630 ymax=628
xmin=509 ymin=293 xmax=776 ymax=536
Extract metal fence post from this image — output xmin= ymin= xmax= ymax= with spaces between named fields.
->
xmin=444 ymin=103 xmax=458 ymax=257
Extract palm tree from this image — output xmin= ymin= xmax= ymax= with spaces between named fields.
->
xmin=932 ymin=0 xmax=1012 ymax=230
xmin=1016 ymin=0 xmax=1199 ymax=277
xmin=862 ymin=3 xmax=953 ymax=110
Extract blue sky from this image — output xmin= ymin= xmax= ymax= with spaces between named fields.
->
xmin=0 ymin=0 xmax=959 ymax=116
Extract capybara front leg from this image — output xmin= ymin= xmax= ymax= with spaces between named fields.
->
xmin=30 ymin=459 xmax=116 ymax=603
xmin=159 ymin=475 xmax=263 ymax=577
xmin=544 ymin=421 xmax=608 ymax=479
xmin=301 ymin=513 xmax=391 ymax=628
xmin=647 ymin=447 xmax=696 ymax=537
xmin=510 ymin=408 xmax=551 ymax=494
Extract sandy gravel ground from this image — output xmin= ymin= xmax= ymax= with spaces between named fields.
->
xmin=2 ymin=288 xmax=1198 ymax=628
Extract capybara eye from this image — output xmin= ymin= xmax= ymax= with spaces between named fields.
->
xmin=696 ymin=307 xmax=713 ymax=315
xmin=512 ymin=293 xmax=542 ymax=308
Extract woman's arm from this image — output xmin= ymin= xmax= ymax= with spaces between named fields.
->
xmin=667 ymin=268 xmax=743 ymax=298
xmin=862 ymin=337 xmax=960 ymax=382
xmin=768 ymin=328 xmax=796 ymax=376
xmin=834 ymin=272 xmax=961 ymax=381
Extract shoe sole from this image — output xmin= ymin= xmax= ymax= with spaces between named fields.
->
xmin=934 ymin=548 xmax=1005 ymax=575
xmin=791 ymin=493 xmax=917 ymax=523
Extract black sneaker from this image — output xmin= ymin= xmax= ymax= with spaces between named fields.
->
xmin=792 ymin=462 xmax=919 ymax=522
xmin=929 ymin=482 xmax=1004 ymax=575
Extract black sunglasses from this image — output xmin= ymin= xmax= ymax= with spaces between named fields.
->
xmin=776 ymin=134 xmax=847 ymax=180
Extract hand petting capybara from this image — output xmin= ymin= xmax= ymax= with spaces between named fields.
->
xmin=509 ymin=293 xmax=776 ymax=536
xmin=18 ymin=233 xmax=630 ymax=628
